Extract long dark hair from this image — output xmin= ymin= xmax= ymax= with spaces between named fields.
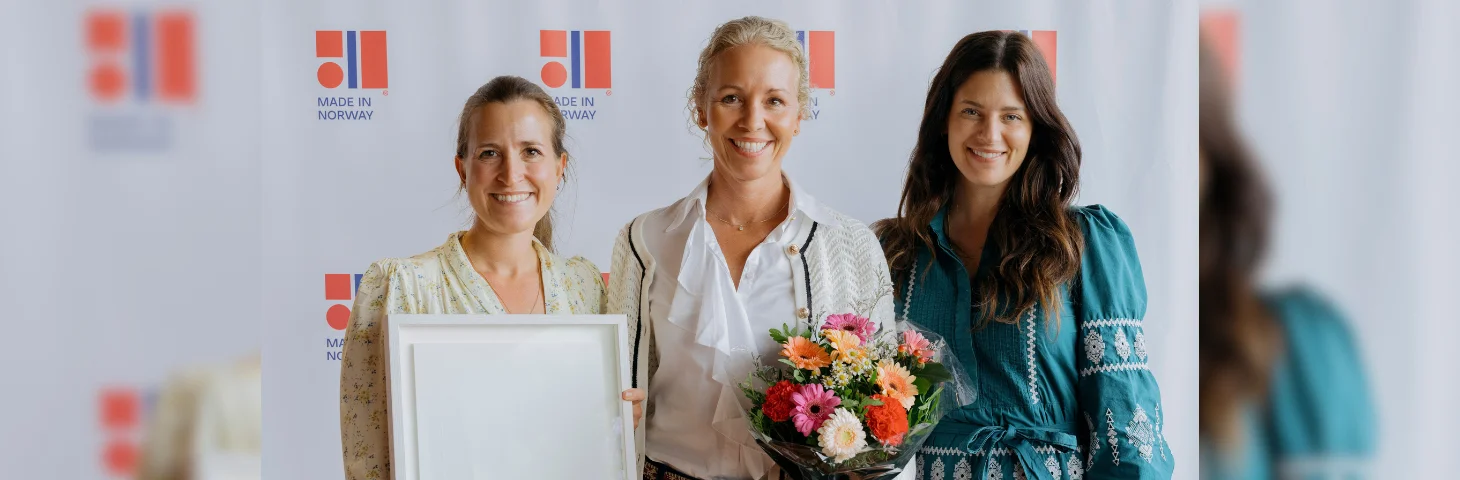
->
xmin=453 ymin=75 xmax=569 ymax=251
xmin=875 ymin=31 xmax=1082 ymax=327
xmin=1197 ymin=36 xmax=1280 ymax=443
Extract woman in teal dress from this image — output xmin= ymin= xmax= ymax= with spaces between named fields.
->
xmin=1197 ymin=35 xmax=1374 ymax=479
xmin=874 ymin=31 xmax=1174 ymax=479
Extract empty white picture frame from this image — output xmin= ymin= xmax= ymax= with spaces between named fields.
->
xmin=386 ymin=314 xmax=636 ymax=480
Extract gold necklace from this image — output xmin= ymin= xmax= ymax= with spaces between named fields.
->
xmin=501 ymin=277 xmax=542 ymax=314
xmin=706 ymin=202 xmax=789 ymax=231
xmin=463 ymin=233 xmax=543 ymax=314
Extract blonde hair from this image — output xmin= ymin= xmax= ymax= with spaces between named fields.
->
xmin=688 ymin=16 xmax=812 ymax=128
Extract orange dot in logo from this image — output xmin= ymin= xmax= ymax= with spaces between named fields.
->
xmin=102 ymin=439 xmax=138 ymax=477
xmin=327 ymin=304 xmax=350 ymax=330
xmin=541 ymin=62 xmax=567 ymax=89
xmin=90 ymin=62 xmax=125 ymax=102
xmin=318 ymin=62 xmax=344 ymax=89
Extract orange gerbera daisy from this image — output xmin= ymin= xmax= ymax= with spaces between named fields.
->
xmin=875 ymin=359 xmax=919 ymax=409
xmin=823 ymin=330 xmax=866 ymax=363
xmin=782 ymin=336 xmax=832 ymax=374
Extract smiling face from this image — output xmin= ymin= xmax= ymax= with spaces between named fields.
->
xmin=946 ymin=69 xmax=1033 ymax=192
xmin=454 ymin=100 xmax=566 ymax=237
xmin=697 ymin=43 xmax=803 ymax=183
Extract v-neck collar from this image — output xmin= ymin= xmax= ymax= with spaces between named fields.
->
xmin=442 ymin=231 xmax=567 ymax=314
xmin=930 ymin=204 xmax=997 ymax=279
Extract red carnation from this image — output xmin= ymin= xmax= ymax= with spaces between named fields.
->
xmin=762 ymin=380 xmax=798 ymax=422
xmin=865 ymin=394 xmax=910 ymax=446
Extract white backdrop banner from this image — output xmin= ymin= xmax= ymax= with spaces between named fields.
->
xmin=241 ymin=0 xmax=1198 ymax=479
xmin=1 ymin=0 xmax=264 ymax=479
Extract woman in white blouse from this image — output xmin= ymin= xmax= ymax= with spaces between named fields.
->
xmin=338 ymin=76 xmax=606 ymax=480
xmin=608 ymin=16 xmax=905 ymax=480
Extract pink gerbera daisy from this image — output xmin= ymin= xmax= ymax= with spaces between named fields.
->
xmin=899 ymin=330 xmax=935 ymax=365
xmin=791 ymin=383 xmax=842 ymax=436
xmin=821 ymin=313 xmax=877 ymax=343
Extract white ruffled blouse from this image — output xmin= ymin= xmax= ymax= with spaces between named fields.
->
xmin=608 ymin=174 xmax=909 ymax=480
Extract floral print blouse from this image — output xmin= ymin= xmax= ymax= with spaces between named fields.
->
xmin=338 ymin=232 xmax=606 ymax=480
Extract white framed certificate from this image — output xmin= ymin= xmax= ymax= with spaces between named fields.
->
xmin=385 ymin=314 xmax=636 ymax=480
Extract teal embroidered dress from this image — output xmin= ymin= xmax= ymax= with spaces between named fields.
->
xmin=890 ymin=205 xmax=1174 ymax=480
xmin=1200 ymin=287 xmax=1375 ymax=480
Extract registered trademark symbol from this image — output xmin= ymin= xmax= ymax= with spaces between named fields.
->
xmin=830 ymin=90 xmax=836 ymax=96
xmin=606 ymin=90 xmax=612 ymax=96
xmin=383 ymin=90 xmax=389 ymax=96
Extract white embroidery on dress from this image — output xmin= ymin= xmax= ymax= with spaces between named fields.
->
xmin=983 ymin=456 xmax=1001 ymax=480
xmin=904 ymin=261 xmax=917 ymax=321
xmin=919 ymin=446 xmax=1057 ymax=458
xmin=1155 ymin=403 xmax=1169 ymax=461
xmin=952 ymin=456 xmax=971 ymax=480
xmin=916 ymin=455 xmax=926 ymax=480
xmin=1024 ymin=309 xmax=1041 ymax=404
xmin=922 ymin=446 xmax=964 ymax=456
xmin=985 ymin=447 xmax=1055 ymax=456
xmin=1045 ymin=455 xmax=1062 ymax=480
xmin=1079 ymin=362 xmax=1151 ymax=377
xmin=1083 ymin=318 xmax=1142 ymax=328
xmin=1083 ymin=330 xmax=1104 ymax=364
xmin=1106 ymin=408 xmax=1120 ymax=466
xmin=1012 ymin=462 xmax=1026 ymax=480
xmin=1067 ymin=455 xmax=1084 ymax=480
xmin=931 ymin=456 xmax=946 ymax=480
xmin=1113 ymin=329 xmax=1131 ymax=361
xmin=1085 ymin=412 xmax=1097 ymax=468
xmin=1128 ymin=404 xmax=1156 ymax=462
xmin=1133 ymin=331 xmax=1148 ymax=361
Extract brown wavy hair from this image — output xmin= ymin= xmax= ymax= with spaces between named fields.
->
xmin=453 ymin=75 xmax=569 ymax=251
xmin=1197 ymin=36 xmax=1281 ymax=443
xmin=874 ymin=31 xmax=1082 ymax=328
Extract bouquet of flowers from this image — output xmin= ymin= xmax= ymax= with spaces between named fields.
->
xmin=738 ymin=313 xmax=971 ymax=479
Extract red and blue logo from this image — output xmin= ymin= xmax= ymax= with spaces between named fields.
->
xmin=325 ymin=273 xmax=363 ymax=360
xmin=539 ymin=30 xmax=612 ymax=89
xmin=85 ymin=8 xmax=196 ymax=104
xmin=1011 ymin=30 xmax=1058 ymax=84
xmin=315 ymin=30 xmax=386 ymax=120
xmin=325 ymin=273 xmax=364 ymax=331
xmin=795 ymin=30 xmax=835 ymax=90
xmin=316 ymin=30 xmax=389 ymax=89
xmin=98 ymin=385 xmax=157 ymax=477
xmin=83 ymin=7 xmax=195 ymax=152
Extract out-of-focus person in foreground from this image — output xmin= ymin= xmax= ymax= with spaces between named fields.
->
xmin=1198 ymin=33 xmax=1376 ymax=480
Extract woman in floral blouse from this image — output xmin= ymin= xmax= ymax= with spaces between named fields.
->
xmin=337 ymin=75 xmax=607 ymax=480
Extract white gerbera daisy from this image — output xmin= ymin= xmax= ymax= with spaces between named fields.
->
xmin=816 ymin=408 xmax=869 ymax=463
